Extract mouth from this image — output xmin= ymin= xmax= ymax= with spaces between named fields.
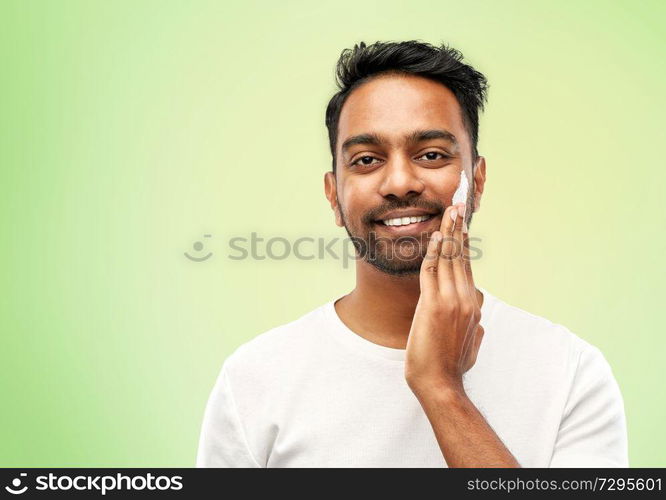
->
xmin=372 ymin=211 xmax=441 ymax=235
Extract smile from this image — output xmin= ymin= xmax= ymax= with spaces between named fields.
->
xmin=371 ymin=211 xmax=440 ymax=235
xmin=380 ymin=214 xmax=433 ymax=226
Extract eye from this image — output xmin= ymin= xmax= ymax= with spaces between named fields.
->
xmin=417 ymin=151 xmax=449 ymax=161
xmin=351 ymin=155 xmax=382 ymax=168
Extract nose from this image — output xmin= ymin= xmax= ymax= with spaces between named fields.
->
xmin=377 ymin=154 xmax=425 ymax=199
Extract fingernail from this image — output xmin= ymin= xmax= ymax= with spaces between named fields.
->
xmin=458 ymin=203 xmax=466 ymax=218
xmin=463 ymin=220 xmax=469 ymax=233
xmin=450 ymin=208 xmax=458 ymax=221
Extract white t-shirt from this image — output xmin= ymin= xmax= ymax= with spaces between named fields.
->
xmin=196 ymin=286 xmax=628 ymax=468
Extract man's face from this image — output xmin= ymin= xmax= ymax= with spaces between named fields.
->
xmin=324 ymin=73 xmax=486 ymax=275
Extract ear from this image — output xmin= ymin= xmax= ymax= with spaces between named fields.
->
xmin=324 ymin=171 xmax=344 ymax=227
xmin=472 ymin=156 xmax=486 ymax=213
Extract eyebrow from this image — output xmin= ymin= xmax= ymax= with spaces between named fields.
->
xmin=340 ymin=129 xmax=459 ymax=155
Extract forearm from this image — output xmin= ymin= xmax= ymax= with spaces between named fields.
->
xmin=413 ymin=382 xmax=521 ymax=468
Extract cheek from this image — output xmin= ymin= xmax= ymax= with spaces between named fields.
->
xmin=450 ymin=169 xmax=470 ymax=205
xmin=425 ymin=170 xmax=461 ymax=203
xmin=339 ymin=178 xmax=375 ymax=212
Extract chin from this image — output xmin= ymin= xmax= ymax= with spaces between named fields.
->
xmin=365 ymin=256 xmax=423 ymax=276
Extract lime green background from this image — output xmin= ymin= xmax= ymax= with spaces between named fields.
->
xmin=1 ymin=0 xmax=664 ymax=467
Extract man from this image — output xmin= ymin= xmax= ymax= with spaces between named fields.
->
xmin=196 ymin=40 xmax=628 ymax=468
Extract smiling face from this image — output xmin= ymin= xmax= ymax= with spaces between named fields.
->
xmin=324 ymin=72 xmax=487 ymax=275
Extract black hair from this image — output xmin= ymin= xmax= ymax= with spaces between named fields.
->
xmin=325 ymin=40 xmax=489 ymax=172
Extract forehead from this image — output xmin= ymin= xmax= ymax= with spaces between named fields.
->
xmin=337 ymin=73 xmax=468 ymax=151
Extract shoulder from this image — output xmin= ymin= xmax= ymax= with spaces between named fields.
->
xmin=479 ymin=288 xmax=614 ymax=380
xmin=220 ymin=301 xmax=332 ymax=385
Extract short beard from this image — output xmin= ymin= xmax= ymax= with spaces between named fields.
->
xmin=336 ymin=189 xmax=475 ymax=277
xmin=347 ymin=226 xmax=427 ymax=276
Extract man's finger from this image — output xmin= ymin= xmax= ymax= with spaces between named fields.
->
xmin=451 ymin=202 xmax=469 ymax=300
xmin=438 ymin=205 xmax=457 ymax=294
xmin=419 ymin=230 xmax=442 ymax=296
xmin=461 ymin=208 xmax=480 ymax=308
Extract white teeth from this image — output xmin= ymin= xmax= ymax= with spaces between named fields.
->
xmin=382 ymin=214 xmax=430 ymax=226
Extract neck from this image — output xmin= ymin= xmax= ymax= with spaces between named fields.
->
xmin=335 ymin=260 xmax=483 ymax=350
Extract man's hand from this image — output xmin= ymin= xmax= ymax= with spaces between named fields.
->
xmin=405 ymin=202 xmax=483 ymax=393
xmin=405 ymin=199 xmax=521 ymax=468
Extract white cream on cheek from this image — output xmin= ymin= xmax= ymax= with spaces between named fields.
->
xmin=451 ymin=168 xmax=469 ymax=206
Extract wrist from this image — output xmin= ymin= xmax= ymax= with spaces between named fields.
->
xmin=408 ymin=376 xmax=467 ymax=402
xmin=412 ymin=381 xmax=473 ymax=422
